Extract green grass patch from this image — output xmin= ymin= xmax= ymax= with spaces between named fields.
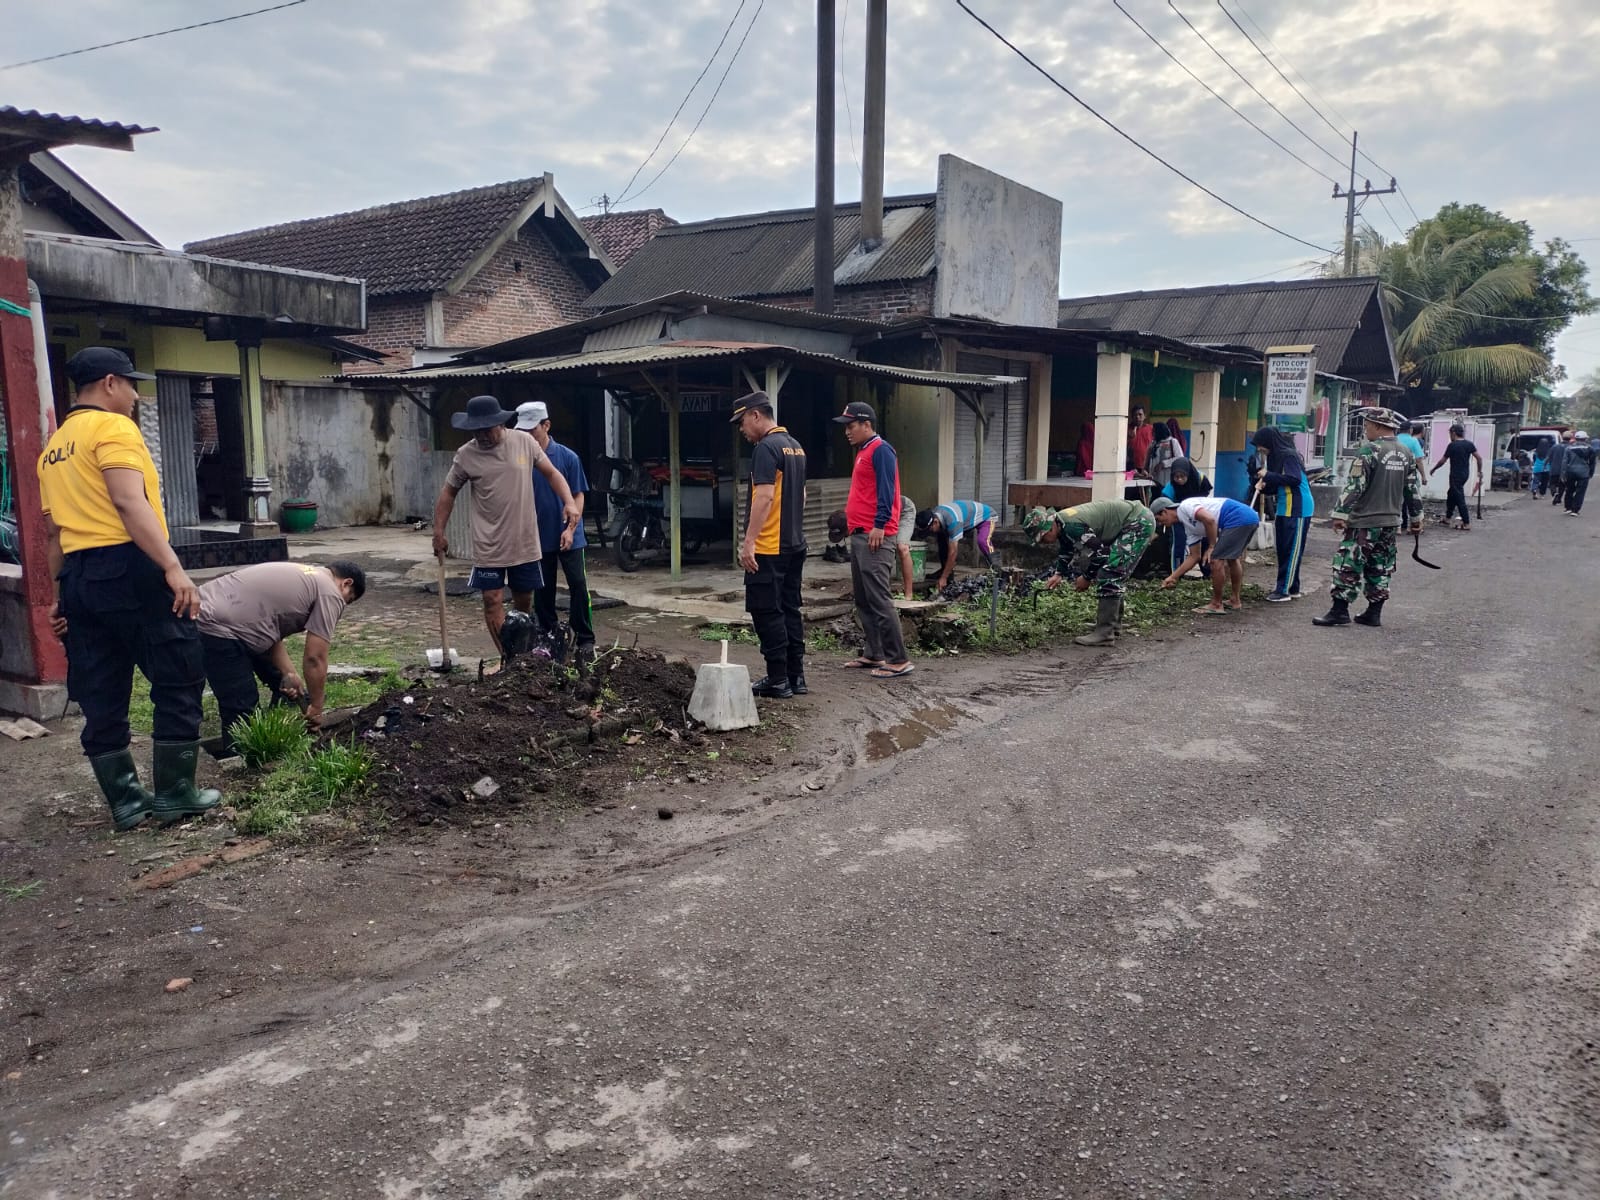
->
xmin=699 ymin=623 xmax=844 ymax=654
xmin=129 ymin=665 xmax=409 ymax=736
xmin=230 ymin=705 xmax=313 ymax=769
xmin=236 ymin=739 xmax=375 ymax=838
xmin=1 ymin=878 xmax=43 ymax=902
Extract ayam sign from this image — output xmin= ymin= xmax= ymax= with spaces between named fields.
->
xmin=656 ymin=392 xmax=728 ymax=414
xmin=1263 ymin=346 xmax=1316 ymax=416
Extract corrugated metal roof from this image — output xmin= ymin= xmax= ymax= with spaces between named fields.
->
xmin=1058 ymin=277 xmax=1397 ymax=382
xmin=457 ymin=290 xmax=892 ymax=363
xmin=583 ymin=195 xmax=937 ymax=309
xmin=0 ymin=106 xmax=155 ymax=159
xmin=347 ymin=339 xmax=1017 ymax=390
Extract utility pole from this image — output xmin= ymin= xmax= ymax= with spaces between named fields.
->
xmin=1331 ymin=131 xmax=1397 ymax=276
xmin=860 ymin=0 xmax=887 ymax=250
xmin=813 ymin=0 xmax=835 ymax=313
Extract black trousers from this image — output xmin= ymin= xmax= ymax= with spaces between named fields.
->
xmin=60 ymin=542 xmax=205 ymax=758
xmin=1564 ymin=475 xmax=1590 ymax=513
xmin=201 ymin=633 xmax=288 ymax=750
xmin=745 ymin=548 xmax=807 ymax=680
xmin=534 ymin=547 xmax=594 ymax=646
xmin=1445 ymin=482 xmax=1471 ymax=524
xmin=1552 ymin=476 xmax=1566 ymax=504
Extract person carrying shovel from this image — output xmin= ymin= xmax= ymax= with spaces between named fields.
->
xmin=1022 ymin=500 xmax=1156 ymax=646
xmin=432 ymin=395 xmax=580 ymax=655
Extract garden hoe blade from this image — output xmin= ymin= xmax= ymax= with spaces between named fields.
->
xmin=1411 ymin=530 xmax=1441 ymax=570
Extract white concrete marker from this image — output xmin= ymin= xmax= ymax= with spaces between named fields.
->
xmin=686 ymin=639 xmax=759 ymax=732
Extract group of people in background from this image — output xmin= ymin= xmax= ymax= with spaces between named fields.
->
xmin=1529 ymin=429 xmax=1597 ymax=516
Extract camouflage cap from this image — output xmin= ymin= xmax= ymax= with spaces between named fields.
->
xmin=1357 ymin=406 xmax=1407 ymax=430
xmin=1021 ymin=506 xmax=1057 ymax=541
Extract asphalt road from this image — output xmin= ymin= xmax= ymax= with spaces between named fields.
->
xmin=6 ymin=502 xmax=1599 ymax=1199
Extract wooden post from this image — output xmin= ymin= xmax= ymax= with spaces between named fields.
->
xmin=668 ymin=365 xmax=682 ymax=581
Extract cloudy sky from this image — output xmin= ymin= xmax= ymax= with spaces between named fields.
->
xmin=8 ymin=0 xmax=1599 ymax=384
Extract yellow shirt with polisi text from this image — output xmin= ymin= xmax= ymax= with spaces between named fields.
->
xmin=37 ymin=407 xmax=169 ymax=553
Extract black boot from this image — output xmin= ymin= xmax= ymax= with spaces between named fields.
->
xmin=1354 ymin=600 xmax=1385 ymax=627
xmin=751 ymin=675 xmax=794 ymax=699
xmin=788 ymin=672 xmax=808 ymax=696
xmin=151 ymin=741 xmax=223 ymax=825
xmin=89 ymin=747 xmax=154 ymax=832
xmin=1074 ymin=596 xmax=1121 ymax=646
xmin=1312 ymin=598 xmax=1351 ymax=626
xmin=1112 ymin=598 xmax=1126 ymax=636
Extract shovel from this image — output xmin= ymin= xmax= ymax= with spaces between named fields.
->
xmin=427 ymin=553 xmax=459 ymax=671
xmin=686 ymin=639 xmax=759 ymax=732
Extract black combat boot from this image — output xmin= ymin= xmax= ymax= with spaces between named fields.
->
xmin=1074 ymin=596 xmax=1121 ymax=646
xmin=1312 ymin=598 xmax=1351 ymax=626
xmin=788 ymin=672 xmax=808 ymax=696
xmin=151 ymin=741 xmax=223 ymax=825
xmin=751 ymin=675 xmax=794 ymax=700
xmin=89 ymin=747 xmax=155 ymax=831
xmin=1354 ymin=600 xmax=1385 ymax=627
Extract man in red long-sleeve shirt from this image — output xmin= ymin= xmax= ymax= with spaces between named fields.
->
xmin=835 ymin=402 xmax=913 ymax=679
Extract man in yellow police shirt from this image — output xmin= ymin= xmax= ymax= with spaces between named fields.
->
xmin=37 ymin=347 xmax=221 ymax=830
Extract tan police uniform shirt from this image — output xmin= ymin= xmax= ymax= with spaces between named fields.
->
xmin=197 ymin=562 xmax=347 ymax=655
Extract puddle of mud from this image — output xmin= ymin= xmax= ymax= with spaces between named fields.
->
xmin=864 ymin=704 xmax=963 ymax=761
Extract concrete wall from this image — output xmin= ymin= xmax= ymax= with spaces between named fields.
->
xmin=932 ymin=155 xmax=1062 ymax=327
xmin=262 ymin=383 xmax=436 ymax=527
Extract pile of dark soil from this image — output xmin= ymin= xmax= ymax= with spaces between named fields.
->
xmin=341 ymin=649 xmax=700 ymax=825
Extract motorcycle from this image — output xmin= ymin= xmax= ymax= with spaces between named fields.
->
xmin=600 ymin=455 xmax=728 ymax=573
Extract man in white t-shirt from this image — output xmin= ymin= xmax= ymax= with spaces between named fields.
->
xmin=1154 ymin=495 xmax=1259 ymax=615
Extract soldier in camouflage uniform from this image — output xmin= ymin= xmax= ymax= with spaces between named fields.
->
xmin=1023 ymin=500 xmax=1155 ymax=646
xmin=1313 ymin=407 xmax=1422 ymax=628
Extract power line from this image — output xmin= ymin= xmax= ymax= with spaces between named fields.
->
xmin=839 ymin=0 xmax=862 ymax=174
xmin=954 ymin=0 xmax=1336 ymax=254
xmin=612 ymin=0 xmax=748 ymax=207
xmin=0 ymin=0 xmax=308 ymax=71
xmin=1375 ymin=194 xmax=1408 ymax=238
xmin=1227 ymin=2 xmax=1356 ymax=128
xmin=1112 ymin=0 xmax=1336 ymax=186
xmin=1385 ymin=284 xmax=1572 ymax=323
xmin=1218 ymin=1 xmax=1404 ymax=186
xmin=618 ymin=0 xmax=764 ymax=206
xmin=1166 ymin=2 xmax=1347 ymax=173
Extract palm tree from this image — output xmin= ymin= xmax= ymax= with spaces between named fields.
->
xmin=1375 ymin=230 xmax=1548 ymax=404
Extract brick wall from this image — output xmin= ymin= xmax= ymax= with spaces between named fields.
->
xmin=441 ymin=223 xmax=593 ymax=349
xmin=760 ymin=276 xmax=935 ymax=323
xmin=343 ymin=296 xmax=428 ymax=372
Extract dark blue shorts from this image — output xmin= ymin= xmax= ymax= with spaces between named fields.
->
xmin=469 ymin=561 xmax=542 ymax=593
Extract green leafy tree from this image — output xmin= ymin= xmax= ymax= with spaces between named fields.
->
xmin=1327 ymin=204 xmax=1595 ymax=412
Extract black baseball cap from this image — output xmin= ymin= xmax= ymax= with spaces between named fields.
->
xmin=728 ymin=390 xmax=773 ymax=423
xmin=66 ymin=346 xmax=154 ymax=385
xmin=832 ymin=401 xmax=876 ymax=425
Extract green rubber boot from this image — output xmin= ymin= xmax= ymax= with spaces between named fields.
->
xmin=89 ymin=747 xmax=155 ymax=832
xmin=151 ymin=741 xmax=223 ymax=825
xmin=1074 ymin=596 xmax=1121 ymax=646
xmin=1113 ymin=598 xmax=1126 ymax=636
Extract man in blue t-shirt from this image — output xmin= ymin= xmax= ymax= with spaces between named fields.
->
xmin=515 ymin=402 xmax=593 ymax=650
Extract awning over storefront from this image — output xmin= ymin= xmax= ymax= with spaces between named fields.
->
xmin=349 ymin=340 xmax=1020 ymax=579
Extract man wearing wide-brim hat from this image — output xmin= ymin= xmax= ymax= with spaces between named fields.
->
xmin=432 ymin=395 xmax=581 ymax=654
xmin=1312 ymin=406 xmax=1421 ymax=629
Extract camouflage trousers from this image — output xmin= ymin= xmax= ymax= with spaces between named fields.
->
xmin=1082 ymin=513 xmax=1156 ymax=598
xmin=1329 ymin=525 xmax=1398 ymax=604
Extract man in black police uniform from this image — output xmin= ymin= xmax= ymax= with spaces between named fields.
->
xmin=38 ymin=348 xmax=220 ymax=830
xmin=733 ymin=391 xmax=808 ymax=698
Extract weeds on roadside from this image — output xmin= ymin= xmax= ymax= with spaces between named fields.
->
xmin=230 ymin=706 xmax=313 ymax=769
xmin=1 ymin=878 xmax=43 ymax=901
xmin=237 ymin=739 xmax=375 ymax=837
xmin=698 ymin=624 xmax=759 ymax=645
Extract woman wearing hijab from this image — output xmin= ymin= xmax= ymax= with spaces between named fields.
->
xmin=1250 ymin=427 xmax=1314 ymax=602
xmin=1530 ymin=436 xmax=1553 ymax=499
xmin=1161 ymin=456 xmax=1212 ymax=576
xmin=1145 ymin=419 xmax=1184 ymax=488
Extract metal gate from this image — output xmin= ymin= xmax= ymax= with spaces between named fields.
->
xmin=155 ymin=374 xmax=199 ymax=529
xmin=953 ymin=353 xmax=1028 ymax=513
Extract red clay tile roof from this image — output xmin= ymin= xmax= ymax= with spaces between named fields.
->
xmin=580 ymin=208 xmax=676 ymax=268
xmin=185 ymin=178 xmax=549 ymax=296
